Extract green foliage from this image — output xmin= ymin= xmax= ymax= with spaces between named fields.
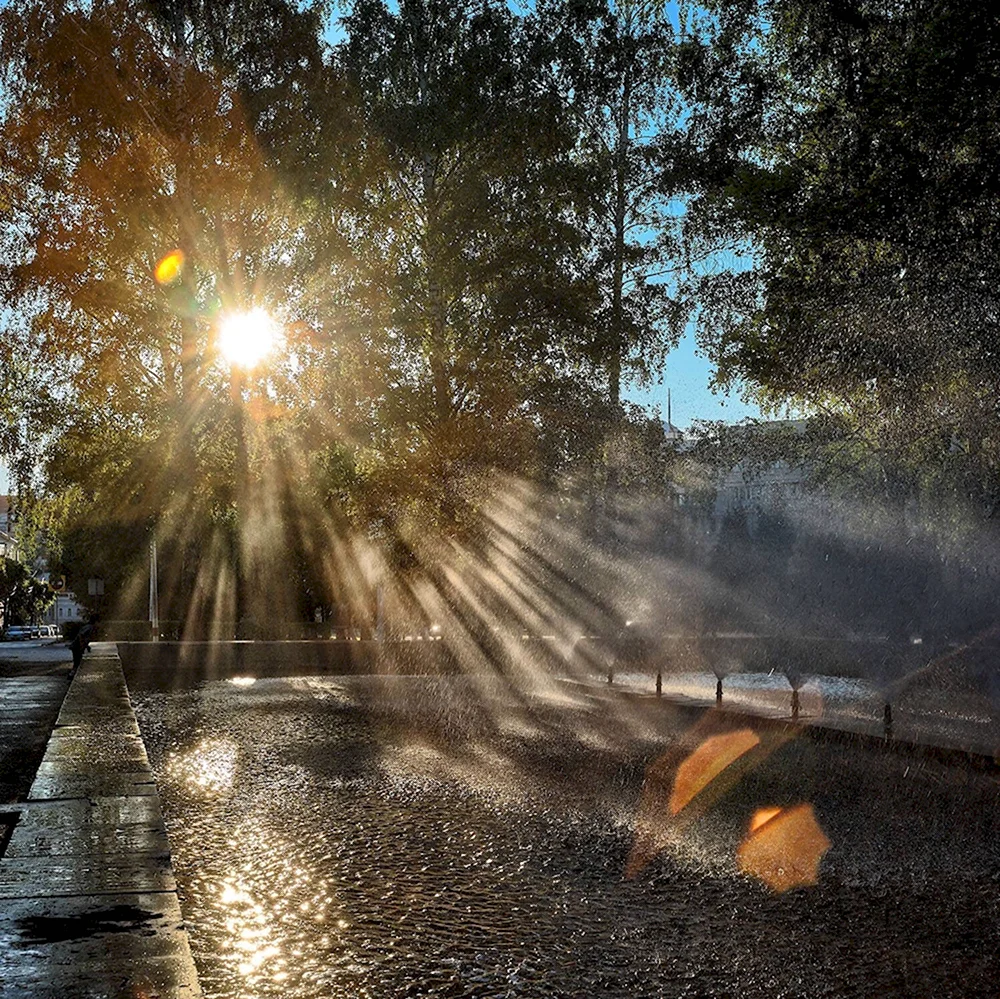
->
xmin=0 ymin=0 xmax=696 ymax=625
xmin=338 ymin=0 xmax=597 ymax=487
xmin=0 ymin=559 xmax=27 ymax=608
xmin=0 ymin=556 xmax=54 ymax=625
xmin=681 ymin=0 xmax=1000 ymax=512
xmin=537 ymin=0 xmax=690 ymax=406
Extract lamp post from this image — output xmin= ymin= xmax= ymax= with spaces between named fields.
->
xmin=229 ymin=360 xmax=249 ymax=633
xmin=148 ymin=538 xmax=159 ymax=641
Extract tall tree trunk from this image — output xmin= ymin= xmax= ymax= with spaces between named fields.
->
xmin=605 ymin=41 xmax=633 ymax=539
xmin=422 ymin=156 xmax=452 ymax=424
xmin=609 ymin=46 xmax=633 ymax=412
xmin=169 ymin=53 xmax=202 ymax=454
xmin=428 ymin=277 xmax=451 ymax=424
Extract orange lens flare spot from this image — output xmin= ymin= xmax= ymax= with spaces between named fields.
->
xmin=155 ymin=249 xmax=185 ymax=285
xmin=737 ymin=803 xmax=831 ymax=893
xmin=669 ymin=728 xmax=760 ymax=816
xmin=749 ymin=806 xmax=783 ymax=834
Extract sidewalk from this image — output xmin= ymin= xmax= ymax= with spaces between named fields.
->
xmin=0 ymin=643 xmax=201 ymax=998
xmin=1 ymin=642 xmax=71 ymax=808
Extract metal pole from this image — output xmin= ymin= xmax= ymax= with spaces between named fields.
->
xmin=231 ymin=364 xmax=247 ymax=633
xmin=375 ymin=583 xmax=385 ymax=642
xmin=149 ymin=538 xmax=159 ymax=641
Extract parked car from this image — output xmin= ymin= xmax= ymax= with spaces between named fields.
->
xmin=2 ymin=625 xmax=32 ymax=641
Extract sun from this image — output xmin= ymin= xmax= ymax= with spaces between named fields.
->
xmin=218 ymin=308 xmax=280 ymax=369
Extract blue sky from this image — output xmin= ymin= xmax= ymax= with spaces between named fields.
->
xmin=624 ymin=324 xmax=762 ymax=428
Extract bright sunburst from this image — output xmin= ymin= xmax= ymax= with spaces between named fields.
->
xmin=218 ymin=308 xmax=280 ymax=368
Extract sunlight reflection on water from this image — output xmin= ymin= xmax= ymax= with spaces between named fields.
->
xmin=132 ymin=674 xmax=1000 ymax=999
xmin=166 ymin=737 xmax=238 ymax=796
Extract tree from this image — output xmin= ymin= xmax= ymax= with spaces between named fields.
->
xmin=0 ymin=558 xmax=26 ymax=629
xmin=0 ymin=557 xmax=54 ymax=626
xmin=539 ymin=0 xmax=690 ymax=410
xmin=337 ymin=0 xmax=596 ymax=529
xmin=2 ymin=0 xmax=697 ymax=636
xmin=0 ymin=0 xmax=363 ymax=625
xmin=685 ymin=0 xmax=1000 ymax=510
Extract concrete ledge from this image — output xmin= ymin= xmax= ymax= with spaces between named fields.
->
xmin=0 ymin=643 xmax=202 ymax=998
xmin=118 ymin=639 xmax=458 ymax=676
xmin=567 ymin=674 xmax=1000 ymax=767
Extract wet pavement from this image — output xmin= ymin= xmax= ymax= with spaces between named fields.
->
xmin=0 ymin=644 xmax=201 ymax=999
xmin=127 ymin=668 xmax=1000 ymax=999
xmin=3 ymin=641 xmax=999 ymax=997
xmin=0 ymin=642 xmax=71 ymax=806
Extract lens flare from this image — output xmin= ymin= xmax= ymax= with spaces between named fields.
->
xmin=737 ymin=804 xmax=831 ymax=893
xmin=669 ymin=728 xmax=761 ymax=816
xmin=154 ymin=249 xmax=185 ymax=286
xmin=218 ymin=308 xmax=280 ymax=368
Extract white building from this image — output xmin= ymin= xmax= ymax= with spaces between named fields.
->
xmin=0 ymin=529 xmax=18 ymax=560
xmin=0 ymin=496 xmax=16 ymax=556
xmin=43 ymin=590 xmax=87 ymax=628
xmin=34 ymin=571 xmax=86 ymax=628
xmin=712 ymin=420 xmax=812 ymax=521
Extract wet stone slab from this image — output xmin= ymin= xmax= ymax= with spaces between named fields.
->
xmin=5 ymin=822 xmax=169 ymax=860
xmin=36 ymin=743 xmax=150 ymax=767
xmin=38 ymin=733 xmax=150 ymax=764
xmin=60 ymin=694 xmax=134 ymax=713
xmin=10 ymin=796 xmax=165 ymax=833
xmin=0 ymin=649 xmax=202 ymax=997
xmin=0 ymin=853 xmax=176 ymax=898
xmin=28 ymin=771 xmax=159 ymax=800
xmin=0 ymin=945 xmax=201 ymax=999
xmin=0 ymin=894 xmax=197 ymax=997
xmin=4 ymin=798 xmax=169 ymax=861
xmin=53 ymin=716 xmax=142 ymax=736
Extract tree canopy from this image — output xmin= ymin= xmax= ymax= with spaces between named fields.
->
xmin=673 ymin=0 xmax=1000 ymax=513
xmin=7 ymin=0 xmax=995 ymax=630
xmin=0 ymin=0 xmax=686 ymax=627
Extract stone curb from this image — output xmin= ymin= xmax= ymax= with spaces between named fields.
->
xmin=0 ymin=642 xmax=202 ymax=998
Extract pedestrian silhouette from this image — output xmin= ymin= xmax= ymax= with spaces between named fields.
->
xmin=70 ymin=616 xmax=97 ymax=672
